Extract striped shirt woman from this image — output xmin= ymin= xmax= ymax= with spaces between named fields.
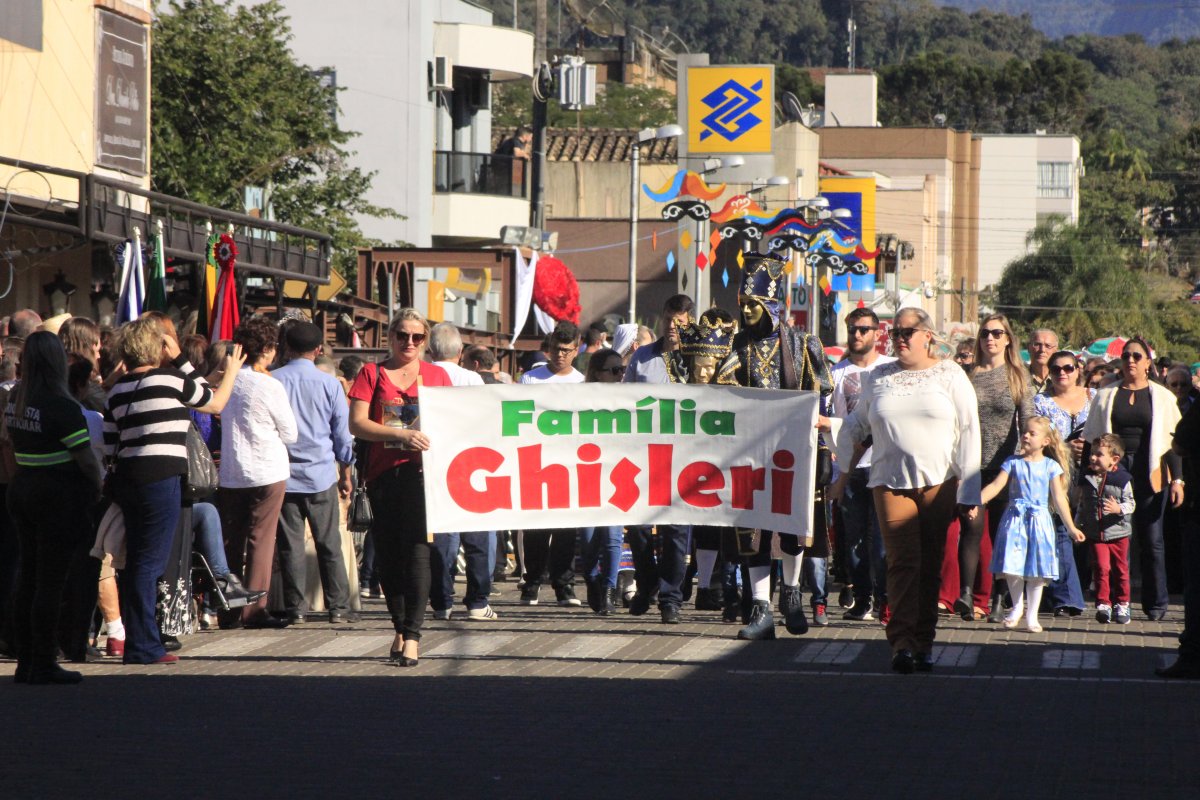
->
xmin=104 ymin=317 xmax=243 ymax=665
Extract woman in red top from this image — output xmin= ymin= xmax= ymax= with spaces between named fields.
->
xmin=349 ymin=309 xmax=450 ymax=666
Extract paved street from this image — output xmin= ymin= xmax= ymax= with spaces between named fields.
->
xmin=4 ymin=581 xmax=1198 ymax=798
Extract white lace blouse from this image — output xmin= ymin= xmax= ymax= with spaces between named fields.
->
xmin=835 ymin=358 xmax=982 ymax=505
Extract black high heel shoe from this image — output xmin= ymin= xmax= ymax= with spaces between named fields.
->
xmin=389 ymin=640 xmax=418 ymax=667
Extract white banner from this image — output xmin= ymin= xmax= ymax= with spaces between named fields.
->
xmin=420 ymin=383 xmax=819 ymax=536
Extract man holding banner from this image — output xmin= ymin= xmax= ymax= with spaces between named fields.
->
xmin=622 ymin=295 xmax=696 ymax=624
xmin=517 ymin=321 xmax=585 ymax=607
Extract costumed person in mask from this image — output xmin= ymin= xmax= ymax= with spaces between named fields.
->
xmin=680 ymin=308 xmax=740 ymax=617
xmin=728 ymin=254 xmax=833 ymax=640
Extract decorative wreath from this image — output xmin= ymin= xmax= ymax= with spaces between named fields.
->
xmin=532 ymin=255 xmax=581 ymax=324
xmin=215 ymin=233 xmax=238 ymax=270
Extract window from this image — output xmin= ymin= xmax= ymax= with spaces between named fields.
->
xmin=1038 ymin=161 xmax=1073 ymax=199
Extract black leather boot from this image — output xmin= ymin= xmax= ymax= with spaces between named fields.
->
xmin=217 ymin=573 xmax=267 ymax=609
xmin=954 ymin=588 xmax=973 ymax=621
xmin=737 ymin=600 xmax=777 ymax=640
xmin=600 ymin=587 xmax=618 ymax=616
xmin=779 ymin=585 xmax=808 ymax=636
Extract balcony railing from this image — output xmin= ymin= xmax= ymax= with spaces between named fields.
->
xmin=434 ymin=150 xmax=527 ymax=199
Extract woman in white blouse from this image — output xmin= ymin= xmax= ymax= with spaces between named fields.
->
xmin=834 ymin=307 xmax=981 ymax=674
xmin=217 ymin=316 xmax=298 ymax=628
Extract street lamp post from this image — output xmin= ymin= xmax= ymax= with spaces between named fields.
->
xmin=628 ymin=124 xmax=682 ymax=324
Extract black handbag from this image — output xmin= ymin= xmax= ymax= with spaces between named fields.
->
xmin=183 ymin=423 xmax=218 ymax=501
xmin=348 ymin=480 xmax=373 ymax=533
xmin=347 ymin=360 xmax=388 ymax=533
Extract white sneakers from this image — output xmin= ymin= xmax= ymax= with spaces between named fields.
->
xmin=432 ymin=609 xmax=452 ymax=621
xmin=467 ymin=605 xmax=500 ymax=621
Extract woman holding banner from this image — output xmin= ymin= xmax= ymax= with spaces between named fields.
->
xmin=348 ymin=309 xmax=451 ymax=667
xmin=834 ymin=307 xmax=981 ymax=674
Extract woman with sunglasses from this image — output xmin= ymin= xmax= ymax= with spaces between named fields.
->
xmin=1033 ymin=350 xmax=1092 ymax=615
xmin=1081 ymin=337 xmax=1184 ymax=621
xmin=835 ymin=308 xmax=981 ymax=674
xmin=348 ymin=310 xmax=451 ymax=665
xmin=578 ymin=347 xmax=627 ymax=615
xmin=953 ymin=314 xmax=1034 ymax=623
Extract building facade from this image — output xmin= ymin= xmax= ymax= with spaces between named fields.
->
xmin=279 ymin=0 xmax=534 ymax=248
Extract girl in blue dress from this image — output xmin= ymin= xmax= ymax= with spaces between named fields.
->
xmin=980 ymin=416 xmax=1085 ymax=632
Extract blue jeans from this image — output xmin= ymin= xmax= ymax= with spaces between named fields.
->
xmin=841 ymin=467 xmax=886 ymax=605
xmin=1048 ymin=519 xmax=1085 ymax=611
xmin=579 ymin=526 xmax=622 ymax=589
xmin=430 ymin=531 xmax=496 ymax=611
xmin=115 ymin=474 xmax=181 ymax=664
xmin=628 ymin=524 xmax=691 ymax=607
xmin=192 ymin=502 xmax=230 ymax=578
xmin=803 ymin=555 xmax=828 ymax=607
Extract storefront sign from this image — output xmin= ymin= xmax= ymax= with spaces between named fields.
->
xmin=421 ymin=383 xmax=818 ymax=535
xmin=96 ymin=10 xmax=147 ymax=176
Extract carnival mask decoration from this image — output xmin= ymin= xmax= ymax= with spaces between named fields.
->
xmin=738 ymin=253 xmax=788 ymax=334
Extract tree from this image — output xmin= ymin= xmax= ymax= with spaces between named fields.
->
xmin=994 ymin=218 xmax=1162 ymax=347
xmin=151 ymin=0 xmax=397 ymax=279
xmin=492 ymin=80 xmax=676 ymax=129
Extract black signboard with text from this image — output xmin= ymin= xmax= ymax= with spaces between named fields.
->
xmin=95 ymin=10 xmax=147 ymax=176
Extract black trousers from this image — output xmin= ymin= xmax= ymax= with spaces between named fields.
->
xmin=7 ymin=469 xmax=94 ymax=670
xmin=367 ymin=465 xmax=431 ymax=641
xmin=522 ymin=528 xmax=577 ymax=589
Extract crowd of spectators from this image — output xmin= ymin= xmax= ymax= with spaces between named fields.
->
xmin=0 ymin=298 xmax=1198 ymax=683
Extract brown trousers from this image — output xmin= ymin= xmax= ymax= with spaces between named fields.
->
xmin=219 ymin=481 xmax=287 ymax=622
xmin=874 ymin=481 xmax=958 ymax=655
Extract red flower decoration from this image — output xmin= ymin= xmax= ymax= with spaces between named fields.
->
xmin=215 ymin=233 xmax=238 ymax=270
xmin=532 ymin=255 xmax=581 ymax=324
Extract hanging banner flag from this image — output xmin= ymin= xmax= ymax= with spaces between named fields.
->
xmin=204 ymin=231 xmax=219 ymax=333
xmin=115 ymin=237 xmax=145 ymax=325
xmin=146 ymin=225 xmax=168 ymax=312
xmin=211 ymin=233 xmax=241 ymax=340
xmin=420 ymin=383 xmax=819 ymax=536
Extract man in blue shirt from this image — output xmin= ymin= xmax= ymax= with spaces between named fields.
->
xmin=272 ymin=322 xmax=357 ymax=624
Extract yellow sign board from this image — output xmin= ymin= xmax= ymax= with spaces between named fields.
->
xmin=686 ymin=66 xmax=774 ymax=155
xmin=282 ymin=269 xmax=347 ymax=302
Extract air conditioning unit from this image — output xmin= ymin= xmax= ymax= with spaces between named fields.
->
xmin=432 ymin=55 xmax=454 ymax=91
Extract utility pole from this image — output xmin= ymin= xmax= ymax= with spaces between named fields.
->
xmin=530 ymin=0 xmax=549 ymax=229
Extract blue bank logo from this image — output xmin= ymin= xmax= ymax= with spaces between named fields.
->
xmin=698 ymin=78 xmax=764 ymax=142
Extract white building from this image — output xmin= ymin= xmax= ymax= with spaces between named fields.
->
xmin=278 ymin=0 xmax=534 ymax=247
xmin=975 ymin=133 xmax=1080 ymax=289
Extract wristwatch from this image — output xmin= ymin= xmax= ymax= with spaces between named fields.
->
xmin=1171 ymin=478 xmax=1186 ymax=487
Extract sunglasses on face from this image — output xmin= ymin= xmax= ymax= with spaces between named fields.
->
xmin=1121 ymin=351 xmax=1146 ymax=362
xmin=847 ymin=325 xmax=876 ymax=337
xmin=393 ymin=332 xmax=427 ymax=345
xmin=954 ymin=352 xmax=972 ymax=361
xmin=1169 ymin=381 xmax=1189 ymax=389
xmin=979 ymin=328 xmax=1007 ymax=339
xmin=551 ymin=346 xmax=577 ymax=356
xmin=602 ymin=366 xmax=624 ymax=375
xmin=1050 ymin=363 xmax=1077 ymax=375
xmin=890 ymin=327 xmax=926 ymax=341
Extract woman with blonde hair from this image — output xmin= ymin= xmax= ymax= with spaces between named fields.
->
xmin=953 ymin=313 xmax=1034 ymax=623
xmin=106 ymin=317 xmax=244 ymax=664
xmin=835 ymin=307 xmax=981 ymax=673
xmin=348 ymin=309 xmax=451 ymax=666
